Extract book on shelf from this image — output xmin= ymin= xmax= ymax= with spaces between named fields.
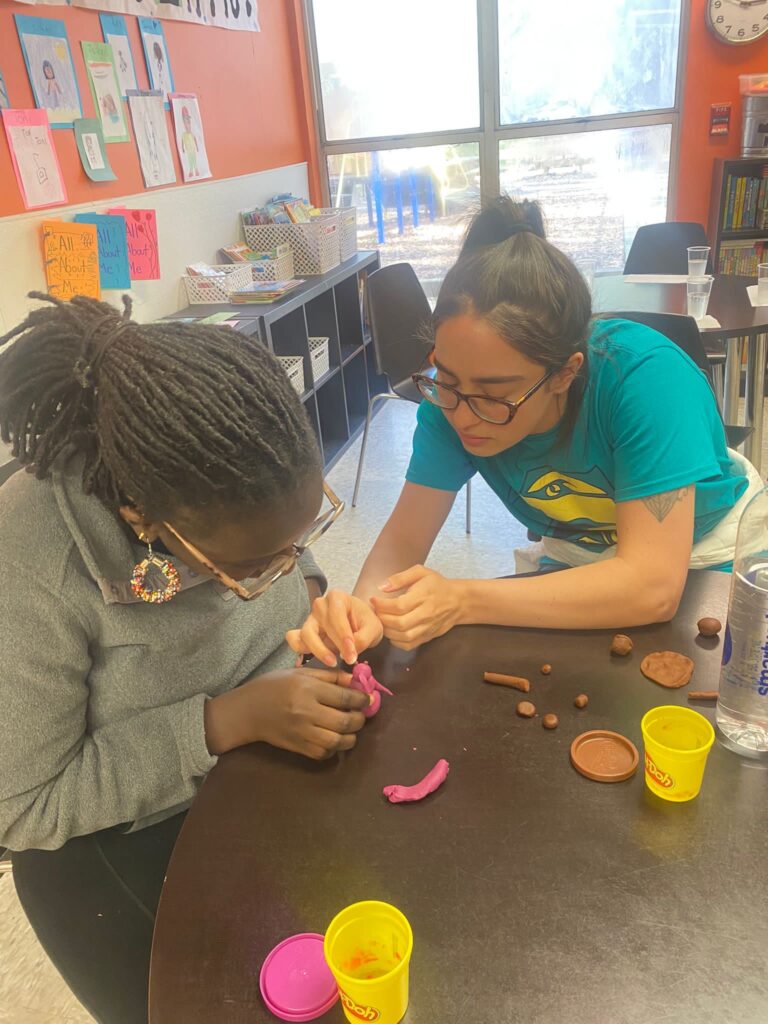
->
xmin=228 ymin=278 xmax=304 ymax=303
xmin=721 ymin=166 xmax=768 ymax=231
xmin=219 ymin=242 xmax=292 ymax=264
xmin=717 ymin=238 xmax=764 ymax=275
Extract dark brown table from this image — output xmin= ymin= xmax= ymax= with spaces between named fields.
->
xmin=149 ymin=571 xmax=768 ymax=1024
xmin=593 ymin=274 xmax=766 ymax=472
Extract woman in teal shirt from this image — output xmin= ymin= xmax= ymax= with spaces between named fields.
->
xmin=288 ymin=198 xmax=761 ymax=663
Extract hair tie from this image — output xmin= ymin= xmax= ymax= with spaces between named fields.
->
xmin=72 ymin=316 xmax=132 ymax=391
xmin=506 ymin=222 xmax=539 ymax=239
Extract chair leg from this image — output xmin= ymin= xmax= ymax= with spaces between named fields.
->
xmin=710 ymin=363 xmax=725 ymax=414
xmin=352 ymin=392 xmax=403 ymax=508
xmin=465 ymin=479 xmax=472 ymax=535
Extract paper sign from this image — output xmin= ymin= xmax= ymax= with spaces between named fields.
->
xmin=99 ymin=14 xmax=138 ymax=99
xmin=74 ymin=117 xmax=116 ymax=181
xmin=15 ymin=15 xmax=83 ymax=128
xmin=2 ymin=108 xmax=67 ymax=210
xmin=170 ymin=93 xmax=211 ymax=182
xmin=108 ymin=207 xmax=160 ymax=280
xmin=138 ymin=18 xmax=174 ymax=108
xmin=74 ymin=213 xmax=131 ymax=289
xmin=42 ymin=220 xmax=100 ymax=300
xmin=126 ymin=91 xmax=176 ymax=187
xmin=82 ymin=42 xmax=130 ymax=144
xmin=0 ymin=70 xmax=9 ymax=110
xmin=76 ymin=0 xmax=260 ymax=34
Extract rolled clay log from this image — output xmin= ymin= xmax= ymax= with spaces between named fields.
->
xmin=383 ymin=759 xmax=450 ymax=804
xmin=483 ymin=672 xmax=530 ymax=693
xmin=687 ymin=690 xmax=718 ymax=701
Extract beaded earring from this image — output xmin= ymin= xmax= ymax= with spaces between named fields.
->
xmin=131 ymin=535 xmax=182 ymax=604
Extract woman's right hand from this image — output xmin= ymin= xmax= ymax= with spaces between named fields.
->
xmin=204 ymin=667 xmax=371 ymax=760
xmin=285 ymin=590 xmax=384 ymax=667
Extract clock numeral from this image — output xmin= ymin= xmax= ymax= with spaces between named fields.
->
xmin=754 ymin=23 xmax=761 ymax=33
xmin=713 ymin=0 xmax=721 ymax=6
xmin=764 ymin=12 xmax=768 ymax=20
xmin=716 ymin=14 xmax=724 ymax=22
xmin=725 ymin=24 xmax=732 ymax=33
xmin=738 ymin=27 xmax=745 ymax=37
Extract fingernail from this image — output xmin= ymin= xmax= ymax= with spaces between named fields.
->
xmin=325 ymin=655 xmax=338 ymax=667
xmin=378 ymin=580 xmax=393 ymax=592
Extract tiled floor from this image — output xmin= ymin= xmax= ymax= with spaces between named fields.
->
xmin=1 ymin=398 xmax=767 ymax=1023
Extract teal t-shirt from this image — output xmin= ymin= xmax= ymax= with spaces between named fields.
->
xmin=406 ymin=319 xmax=748 ymax=556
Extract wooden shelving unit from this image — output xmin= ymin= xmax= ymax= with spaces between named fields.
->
xmin=168 ymin=251 xmax=387 ymax=470
xmin=708 ymin=157 xmax=768 ymax=275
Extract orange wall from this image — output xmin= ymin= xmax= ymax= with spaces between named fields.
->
xmin=0 ymin=0 xmax=312 ymax=216
xmin=676 ymin=0 xmax=768 ymax=224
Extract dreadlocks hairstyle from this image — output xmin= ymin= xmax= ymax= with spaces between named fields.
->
xmin=0 ymin=293 xmax=321 ymax=519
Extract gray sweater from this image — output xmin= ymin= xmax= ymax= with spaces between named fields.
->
xmin=0 ymin=461 xmax=326 ymax=851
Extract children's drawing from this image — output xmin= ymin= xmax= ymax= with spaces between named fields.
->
xmin=0 ymin=70 xmax=10 ymax=110
xmin=82 ymin=42 xmax=129 ymax=144
xmin=2 ymin=108 xmax=67 ymax=210
xmin=74 ymin=117 xmax=116 ymax=182
xmin=15 ymin=16 xmax=83 ymax=128
xmin=170 ymin=93 xmax=211 ymax=182
xmin=99 ymin=15 xmax=138 ymax=99
xmin=138 ymin=19 xmax=174 ymax=109
xmin=127 ymin=90 xmax=176 ymax=188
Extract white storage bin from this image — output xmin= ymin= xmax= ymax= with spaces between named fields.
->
xmin=249 ymin=248 xmax=295 ymax=282
xmin=183 ymin=264 xmax=252 ymax=305
xmin=243 ymin=216 xmax=340 ymax=275
xmin=276 ymin=355 xmax=305 ymax=396
xmin=317 ymin=207 xmax=357 ymax=260
xmin=308 ymin=336 xmax=330 ymax=381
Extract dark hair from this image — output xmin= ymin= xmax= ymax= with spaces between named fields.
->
xmin=0 ymin=293 xmax=321 ymax=520
xmin=434 ymin=196 xmax=592 ymax=440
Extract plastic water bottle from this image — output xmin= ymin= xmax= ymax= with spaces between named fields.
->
xmin=716 ymin=485 xmax=768 ymax=758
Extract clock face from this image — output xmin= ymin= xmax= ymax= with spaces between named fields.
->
xmin=707 ymin=0 xmax=768 ymax=45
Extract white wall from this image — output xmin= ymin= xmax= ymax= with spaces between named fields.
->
xmin=0 ymin=162 xmax=309 ymax=331
xmin=0 ymin=162 xmax=309 ymax=465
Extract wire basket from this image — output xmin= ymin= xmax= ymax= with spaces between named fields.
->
xmin=243 ymin=216 xmax=340 ymax=275
xmin=276 ymin=355 xmax=305 ymax=396
xmin=249 ymin=249 xmax=295 ymax=282
xmin=309 ymin=336 xmax=330 ymax=381
xmin=183 ymin=265 xmax=252 ymax=305
xmin=317 ymin=207 xmax=358 ymax=261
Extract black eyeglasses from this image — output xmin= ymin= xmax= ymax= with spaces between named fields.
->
xmin=411 ymin=369 xmax=552 ymax=425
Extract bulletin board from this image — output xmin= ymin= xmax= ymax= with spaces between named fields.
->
xmin=0 ymin=0 xmax=310 ymax=218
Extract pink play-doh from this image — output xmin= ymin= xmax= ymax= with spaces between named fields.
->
xmin=383 ymin=759 xmax=450 ymax=804
xmin=350 ymin=663 xmax=394 ymax=719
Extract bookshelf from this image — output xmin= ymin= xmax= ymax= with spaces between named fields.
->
xmin=708 ymin=157 xmax=768 ymax=276
xmin=167 ymin=251 xmax=387 ymax=470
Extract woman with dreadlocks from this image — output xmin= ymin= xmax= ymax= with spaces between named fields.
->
xmin=0 ymin=293 xmax=370 ymax=1024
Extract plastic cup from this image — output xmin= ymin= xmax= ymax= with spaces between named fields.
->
xmin=686 ymin=275 xmax=713 ymax=320
xmin=641 ymin=705 xmax=715 ymax=802
xmin=324 ymin=901 xmax=413 ymax=1024
xmin=687 ymin=245 xmax=710 ymax=278
xmin=757 ymin=263 xmax=768 ymax=305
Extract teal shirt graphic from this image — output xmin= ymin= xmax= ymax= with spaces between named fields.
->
xmin=407 ymin=319 xmax=748 ymax=555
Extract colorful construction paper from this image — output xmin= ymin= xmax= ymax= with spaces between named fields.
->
xmin=82 ymin=42 xmax=130 ymax=144
xmin=14 ymin=15 xmax=83 ymax=128
xmin=2 ymin=108 xmax=67 ymax=210
xmin=73 ymin=117 xmax=116 ymax=182
xmin=107 ymin=207 xmax=160 ymax=280
xmin=170 ymin=93 xmax=211 ymax=183
xmin=42 ymin=220 xmax=100 ymax=300
xmin=0 ymin=70 xmax=10 ymax=110
xmin=74 ymin=213 xmax=131 ymax=290
xmin=99 ymin=14 xmax=138 ymax=99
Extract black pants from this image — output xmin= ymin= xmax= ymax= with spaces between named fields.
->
xmin=12 ymin=812 xmax=186 ymax=1024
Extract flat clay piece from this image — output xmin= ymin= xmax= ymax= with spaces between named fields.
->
xmin=640 ymin=651 xmax=694 ymax=689
xmin=570 ymin=730 xmax=639 ymax=783
xmin=542 ymin=714 xmax=558 ymax=730
xmin=697 ymin=617 xmax=722 ymax=638
xmin=383 ymin=758 xmax=449 ymax=804
xmin=350 ymin=663 xmax=394 ymax=718
xmin=610 ymin=634 xmax=633 ymax=656
xmin=574 ymin=694 xmax=589 ymax=709
xmin=516 ymin=701 xmax=536 ymax=718
xmin=540 ymin=664 xmax=552 ymax=676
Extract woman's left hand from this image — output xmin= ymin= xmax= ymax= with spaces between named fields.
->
xmin=370 ymin=565 xmax=464 ymax=651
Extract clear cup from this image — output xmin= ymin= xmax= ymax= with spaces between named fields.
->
xmin=687 ymin=245 xmax=710 ymax=279
xmin=324 ymin=901 xmax=413 ymax=1024
xmin=641 ymin=705 xmax=715 ymax=802
xmin=757 ymin=263 xmax=768 ymax=305
xmin=686 ymin=275 xmax=713 ymax=320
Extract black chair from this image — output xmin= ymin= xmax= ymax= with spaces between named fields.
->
xmin=352 ymin=263 xmax=471 ymax=532
xmin=623 ymin=222 xmax=710 ymax=275
xmin=599 ymin=311 xmax=752 ymax=451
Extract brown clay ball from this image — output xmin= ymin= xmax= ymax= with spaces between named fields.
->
xmin=574 ymin=694 xmax=589 ymax=709
xmin=697 ymin=616 xmax=722 ymax=638
xmin=540 ymin=664 xmax=552 ymax=675
xmin=542 ymin=714 xmax=559 ymax=730
xmin=516 ymin=701 xmax=536 ymax=718
xmin=610 ymin=634 xmax=633 ymax=656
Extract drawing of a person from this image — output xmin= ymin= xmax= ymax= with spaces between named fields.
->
xmin=180 ymin=106 xmax=199 ymax=178
xmin=143 ymin=115 xmax=161 ymax=182
xmin=117 ymin=49 xmax=128 ymax=75
xmin=101 ymin=93 xmax=120 ymax=125
xmin=152 ymin=41 xmax=167 ymax=96
xmin=42 ymin=61 xmax=63 ymax=108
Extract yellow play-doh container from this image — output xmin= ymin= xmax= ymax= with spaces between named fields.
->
xmin=324 ymin=901 xmax=413 ymax=1024
xmin=641 ymin=705 xmax=715 ymax=802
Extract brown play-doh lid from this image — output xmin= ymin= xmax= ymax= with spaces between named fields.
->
xmin=570 ymin=730 xmax=639 ymax=783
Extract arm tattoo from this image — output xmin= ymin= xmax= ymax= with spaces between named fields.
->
xmin=642 ymin=487 xmax=690 ymax=524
